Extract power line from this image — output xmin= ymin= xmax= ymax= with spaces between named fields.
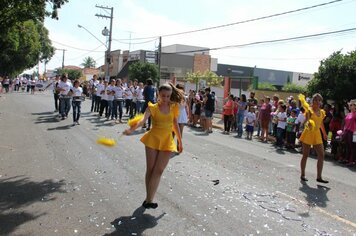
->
xmin=213 ymin=53 xmax=325 ymax=61
xmin=118 ymin=0 xmax=344 ymax=40
xmin=163 ymin=27 xmax=356 ymax=54
xmin=52 ymin=40 xmax=106 ymax=52
xmin=66 ymin=45 xmax=105 ymax=61
xmin=111 ymin=37 xmax=158 ymax=45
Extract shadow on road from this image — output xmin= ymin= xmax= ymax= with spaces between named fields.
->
xmin=47 ymin=124 xmax=73 ymax=131
xmin=86 ymin=117 xmax=118 ymax=127
xmin=31 ymin=112 xmax=54 ymax=116
xmin=0 ymin=176 xmax=65 ymax=235
xmin=299 ymin=182 xmax=330 ymax=208
xmin=32 ymin=112 xmax=60 ymax=124
xmin=104 ymin=206 xmax=165 ymax=236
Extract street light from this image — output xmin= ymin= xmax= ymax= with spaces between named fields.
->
xmin=78 ymin=24 xmax=112 ymax=80
xmin=77 ymin=24 xmax=107 ymax=49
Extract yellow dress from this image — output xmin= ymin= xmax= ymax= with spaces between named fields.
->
xmin=299 ymin=109 xmax=325 ymax=145
xmin=140 ymin=102 xmax=179 ymax=152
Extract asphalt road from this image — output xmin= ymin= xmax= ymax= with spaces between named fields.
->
xmin=0 ymin=91 xmax=355 ymax=236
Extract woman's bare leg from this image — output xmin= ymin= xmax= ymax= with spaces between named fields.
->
xmin=179 ymin=124 xmax=185 ymax=138
xmin=314 ymin=144 xmax=326 ymax=180
xmin=146 ymin=150 xmax=171 ymax=203
xmin=145 ymin=147 xmax=159 ymax=201
xmin=300 ymin=143 xmax=311 ymax=179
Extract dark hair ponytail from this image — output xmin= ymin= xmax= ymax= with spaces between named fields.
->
xmin=158 ymin=83 xmax=185 ymax=103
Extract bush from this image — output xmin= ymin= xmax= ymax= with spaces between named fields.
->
xmin=282 ymin=83 xmax=306 ymax=93
xmin=255 ymin=82 xmax=277 ymax=91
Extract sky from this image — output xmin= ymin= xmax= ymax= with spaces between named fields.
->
xmin=31 ymin=0 xmax=356 ymax=75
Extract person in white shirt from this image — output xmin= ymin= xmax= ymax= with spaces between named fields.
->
xmin=89 ymin=75 xmax=99 ymax=112
xmin=30 ymin=78 xmax=36 ymax=94
xmin=295 ymin=106 xmax=306 ymax=142
xmin=14 ymin=77 xmax=20 ymax=91
xmin=45 ymin=75 xmax=61 ymax=112
xmin=56 ymin=74 xmax=72 ymax=119
xmin=136 ymin=82 xmax=145 ymax=114
xmin=107 ymin=79 xmax=116 ymax=120
xmin=71 ymin=80 xmax=83 ymax=125
xmin=112 ymin=79 xmax=124 ymax=122
xmin=245 ymin=106 xmax=257 ymax=140
xmin=21 ymin=77 xmax=27 ymax=92
xmin=2 ymin=76 xmax=10 ymax=93
xmin=131 ymin=79 xmax=139 ymax=116
xmin=276 ymin=104 xmax=287 ymax=147
xmin=124 ymin=80 xmax=134 ymax=118
xmin=94 ymin=77 xmax=103 ymax=112
xmin=99 ymin=80 xmax=109 ymax=118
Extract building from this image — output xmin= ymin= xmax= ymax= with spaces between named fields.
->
xmin=161 ymin=44 xmax=218 ymax=80
xmin=116 ymin=49 xmax=157 ymax=79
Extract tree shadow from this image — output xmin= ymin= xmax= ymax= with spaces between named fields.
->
xmin=0 ymin=176 xmax=66 ymax=235
xmin=299 ymin=181 xmax=330 ymax=208
xmin=104 ymin=206 xmax=166 ymax=236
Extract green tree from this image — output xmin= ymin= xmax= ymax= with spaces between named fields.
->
xmin=81 ymin=57 xmax=96 ymax=68
xmin=0 ymin=0 xmax=68 ymax=29
xmin=56 ymin=68 xmax=82 ymax=81
xmin=307 ymin=50 xmax=356 ymax=103
xmin=128 ymin=61 xmax=158 ymax=83
xmin=186 ymin=71 xmax=223 ymax=90
xmin=0 ymin=0 xmax=67 ymax=76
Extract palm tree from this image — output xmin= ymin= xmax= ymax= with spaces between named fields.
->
xmin=81 ymin=56 xmax=96 ymax=68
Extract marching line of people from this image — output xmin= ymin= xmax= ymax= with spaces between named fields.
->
xmin=0 ymin=75 xmax=44 ymax=94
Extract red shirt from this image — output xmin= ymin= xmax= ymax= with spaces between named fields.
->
xmin=344 ymin=112 xmax=356 ymax=132
xmin=223 ymin=100 xmax=234 ymax=115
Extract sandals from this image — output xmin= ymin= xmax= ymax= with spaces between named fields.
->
xmin=301 ymin=176 xmax=329 ymax=183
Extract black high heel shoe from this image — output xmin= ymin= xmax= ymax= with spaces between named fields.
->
xmin=316 ymin=178 xmax=329 ymax=184
xmin=142 ymin=201 xmax=158 ymax=209
xmin=300 ymin=176 xmax=308 ymax=181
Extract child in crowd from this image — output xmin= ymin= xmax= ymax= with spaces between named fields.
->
xmin=276 ymin=104 xmax=287 ymax=148
xmin=286 ymin=109 xmax=297 ymax=149
xmin=245 ymin=106 xmax=256 ymax=140
xmin=192 ymin=95 xmax=201 ymax=127
xmin=295 ymin=107 xmax=306 ymax=147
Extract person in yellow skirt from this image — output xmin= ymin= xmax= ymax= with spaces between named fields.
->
xmin=124 ymin=83 xmax=184 ymax=209
xmin=299 ymin=93 xmax=329 ymax=183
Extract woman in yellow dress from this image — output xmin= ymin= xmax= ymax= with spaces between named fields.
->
xmin=299 ymin=93 xmax=329 ymax=183
xmin=124 ymin=83 xmax=184 ymax=209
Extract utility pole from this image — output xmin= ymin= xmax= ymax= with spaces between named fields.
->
xmin=157 ymin=36 xmax=162 ymax=86
xmin=55 ymin=49 xmax=66 ymax=69
xmin=95 ymin=5 xmax=113 ymax=82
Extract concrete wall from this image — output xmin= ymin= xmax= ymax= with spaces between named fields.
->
xmin=254 ymin=68 xmax=293 ymax=86
xmin=162 ymin=44 xmax=210 ymax=56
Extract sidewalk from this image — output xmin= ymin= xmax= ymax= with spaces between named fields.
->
xmin=212 ymin=113 xmax=224 ymax=130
